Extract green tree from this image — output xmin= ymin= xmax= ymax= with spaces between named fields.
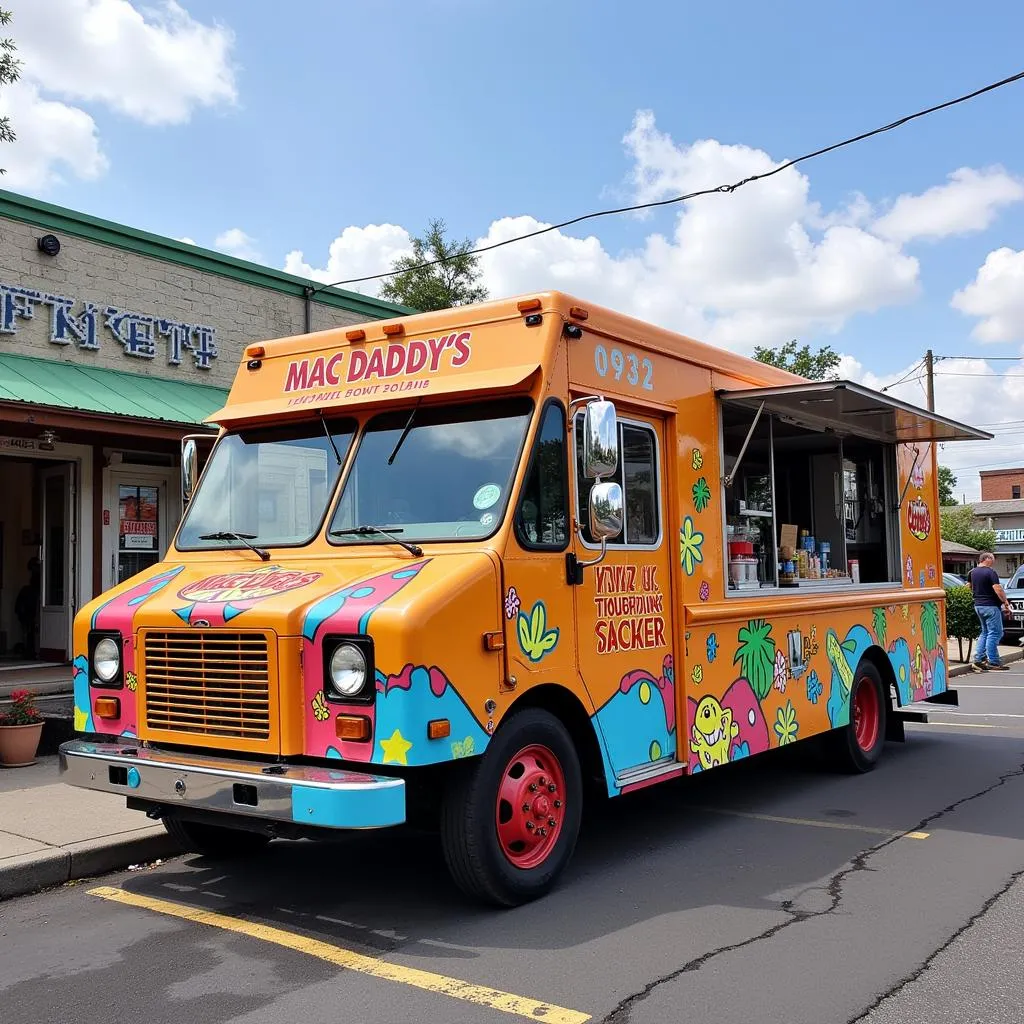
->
xmin=0 ymin=8 xmax=20 ymax=172
xmin=379 ymin=219 xmax=488 ymax=311
xmin=753 ymin=340 xmax=840 ymax=380
xmin=945 ymin=584 xmax=980 ymax=663
xmin=940 ymin=503 xmax=995 ymax=553
xmin=938 ymin=465 xmax=958 ymax=506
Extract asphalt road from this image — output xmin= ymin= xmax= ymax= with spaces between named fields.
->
xmin=3 ymin=669 xmax=1024 ymax=1024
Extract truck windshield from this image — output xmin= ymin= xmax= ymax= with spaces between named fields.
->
xmin=177 ymin=418 xmax=356 ymax=550
xmin=329 ymin=399 xmax=533 ymax=544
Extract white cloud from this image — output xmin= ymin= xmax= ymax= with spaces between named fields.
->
xmin=214 ymin=227 xmax=261 ymax=262
xmin=951 ymin=247 xmax=1024 ymax=344
xmin=843 ymin=355 xmax=1024 ymax=502
xmin=12 ymin=0 xmax=236 ymax=126
xmin=283 ymin=224 xmax=413 ymax=296
xmin=873 ymin=167 xmax=1024 ymax=244
xmin=0 ymin=82 xmax=107 ymax=188
xmin=3 ymin=0 xmax=236 ymax=188
xmin=293 ymin=112 xmax=930 ymax=352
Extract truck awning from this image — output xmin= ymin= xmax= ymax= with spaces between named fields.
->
xmin=717 ymin=380 xmax=992 ymax=444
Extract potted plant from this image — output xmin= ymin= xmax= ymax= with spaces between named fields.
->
xmin=0 ymin=688 xmax=45 ymax=767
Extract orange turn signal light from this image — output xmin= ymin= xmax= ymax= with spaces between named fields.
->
xmin=569 ymin=305 xmax=589 ymax=321
xmin=427 ymin=719 xmax=451 ymax=740
xmin=246 ymin=345 xmax=266 ymax=358
xmin=345 ymin=328 xmax=366 ymax=342
xmin=517 ymin=298 xmax=542 ymax=313
xmin=95 ymin=697 xmax=121 ymax=720
xmin=382 ymin=323 xmax=405 ymax=336
xmin=483 ymin=631 xmax=505 ymax=651
xmin=335 ymin=715 xmax=371 ymax=742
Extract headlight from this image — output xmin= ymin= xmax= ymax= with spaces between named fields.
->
xmin=93 ymin=637 xmax=121 ymax=682
xmin=328 ymin=643 xmax=367 ymax=697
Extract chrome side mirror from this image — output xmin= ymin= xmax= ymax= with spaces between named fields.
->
xmin=582 ymin=399 xmax=618 ymax=479
xmin=182 ymin=438 xmax=198 ymax=505
xmin=589 ymin=481 xmax=623 ymax=541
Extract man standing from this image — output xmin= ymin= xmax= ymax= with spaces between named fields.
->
xmin=970 ymin=552 xmax=1011 ymax=671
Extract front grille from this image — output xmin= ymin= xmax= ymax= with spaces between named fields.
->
xmin=143 ymin=631 xmax=271 ymax=740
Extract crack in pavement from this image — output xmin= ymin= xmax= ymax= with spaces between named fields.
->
xmin=601 ymin=760 xmax=1024 ymax=1024
xmin=846 ymin=865 xmax=1024 ymax=1023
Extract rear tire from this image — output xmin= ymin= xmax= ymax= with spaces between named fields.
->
xmin=163 ymin=816 xmax=271 ymax=858
xmin=440 ymin=708 xmax=582 ymax=906
xmin=824 ymin=660 xmax=887 ymax=773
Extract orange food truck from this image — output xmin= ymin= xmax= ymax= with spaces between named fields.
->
xmin=60 ymin=292 xmax=989 ymax=905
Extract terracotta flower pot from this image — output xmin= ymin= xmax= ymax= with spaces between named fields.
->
xmin=0 ymin=722 xmax=44 ymax=767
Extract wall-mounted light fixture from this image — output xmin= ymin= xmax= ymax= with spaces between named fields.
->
xmin=37 ymin=234 xmax=61 ymax=257
xmin=38 ymin=430 xmax=58 ymax=451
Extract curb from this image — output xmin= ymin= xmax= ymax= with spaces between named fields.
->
xmin=949 ymin=647 xmax=1024 ymax=678
xmin=0 ymin=829 xmax=181 ymax=901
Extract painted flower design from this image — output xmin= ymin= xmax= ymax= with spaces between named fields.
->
xmin=774 ymin=700 xmax=799 ymax=745
xmin=503 ymin=586 xmax=521 ymax=620
xmin=699 ymin=580 xmax=710 ymax=602
xmin=691 ymin=448 xmax=704 ymax=471
xmin=691 ymin=664 xmax=703 ymax=684
xmin=692 ymin=477 xmax=712 ymax=513
xmin=731 ymin=741 xmax=751 ymax=761
xmin=806 ymin=669 xmax=822 ymax=705
xmin=773 ymin=649 xmax=788 ymax=693
xmin=706 ymin=633 xmax=718 ymax=663
xmin=679 ymin=517 xmax=705 ymax=576
xmin=125 ymin=671 xmax=138 ymax=692
xmin=905 ymin=556 xmax=913 ymax=585
xmin=311 ymin=690 xmax=329 ymax=722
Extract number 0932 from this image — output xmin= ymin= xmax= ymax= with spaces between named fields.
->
xmin=594 ymin=344 xmax=654 ymax=390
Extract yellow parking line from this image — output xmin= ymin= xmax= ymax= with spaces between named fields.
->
xmin=690 ymin=806 xmax=928 ymax=839
xmin=89 ymin=887 xmax=589 ymax=1024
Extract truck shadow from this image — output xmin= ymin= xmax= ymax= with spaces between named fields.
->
xmin=123 ymin=729 xmax=1024 ymax=962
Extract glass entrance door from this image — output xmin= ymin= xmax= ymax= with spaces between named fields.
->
xmin=117 ymin=483 xmax=161 ymax=584
xmin=39 ymin=463 xmax=75 ymax=660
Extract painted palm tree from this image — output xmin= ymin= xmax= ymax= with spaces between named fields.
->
xmin=921 ymin=601 xmax=941 ymax=652
xmin=734 ymin=619 xmax=777 ymax=701
xmin=872 ymin=607 xmax=888 ymax=648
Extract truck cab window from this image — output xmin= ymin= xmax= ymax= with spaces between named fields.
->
xmin=575 ymin=415 xmax=660 ymax=546
xmin=516 ymin=402 xmax=568 ymax=549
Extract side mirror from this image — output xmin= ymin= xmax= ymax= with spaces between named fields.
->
xmin=582 ymin=399 xmax=618 ymax=479
xmin=589 ymin=481 xmax=624 ymax=541
xmin=182 ymin=438 xmax=198 ymax=505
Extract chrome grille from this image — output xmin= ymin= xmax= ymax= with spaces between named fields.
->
xmin=143 ymin=631 xmax=271 ymax=740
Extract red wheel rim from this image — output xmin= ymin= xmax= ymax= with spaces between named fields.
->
xmin=495 ymin=744 xmax=566 ymax=870
xmin=852 ymin=676 xmax=880 ymax=752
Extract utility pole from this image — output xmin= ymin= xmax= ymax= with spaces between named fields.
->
xmin=924 ymin=349 xmax=935 ymax=411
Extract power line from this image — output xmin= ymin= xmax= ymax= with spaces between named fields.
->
xmin=935 ymin=371 xmax=1024 ymax=378
xmin=880 ymin=362 xmax=926 ymax=392
xmin=310 ymin=69 xmax=1024 ymax=293
xmin=937 ymin=355 xmax=1024 ymax=362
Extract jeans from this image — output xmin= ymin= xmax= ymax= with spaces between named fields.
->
xmin=975 ymin=605 xmax=1005 ymax=665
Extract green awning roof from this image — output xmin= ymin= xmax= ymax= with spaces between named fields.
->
xmin=0 ymin=353 xmax=228 ymax=426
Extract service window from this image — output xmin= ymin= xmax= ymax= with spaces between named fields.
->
xmin=575 ymin=414 xmax=661 ymax=547
xmin=720 ymin=405 xmax=900 ymax=592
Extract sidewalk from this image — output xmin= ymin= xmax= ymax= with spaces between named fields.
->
xmin=946 ymin=637 xmax=1024 ymax=676
xmin=0 ymin=755 xmax=179 ymax=900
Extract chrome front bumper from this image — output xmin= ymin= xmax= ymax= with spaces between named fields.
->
xmin=59 ymin=739 xmax=405 ymax=830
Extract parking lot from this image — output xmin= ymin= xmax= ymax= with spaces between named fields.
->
xmin=4 ymin=670 xmax=1024 ymax=1024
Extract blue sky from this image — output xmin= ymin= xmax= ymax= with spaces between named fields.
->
xmin=4 ymin=0 xmax=1024 ymax=494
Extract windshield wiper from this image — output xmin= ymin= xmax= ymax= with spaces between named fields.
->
xmin=331 ymin=525 xmax=423 ymax=557
xmin=198 ymin=531 xmax=271 ymax=561
xmin=387 ymin=401 xmax=420 ymax=466
xmin=319 ymin=412 xmax=342 ymax=466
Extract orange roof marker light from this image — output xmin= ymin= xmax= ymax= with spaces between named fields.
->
xmin=246 ymin=345 xmax=266 ymax=358
xmin=345 ymin=329 xmax=366 ymax=342
xmin=517 ymin=298 xmax=542 ymax=313
xmin=382 ymin=323 xmax=405 ymax=337
xmin=569 ymin=305 xmax=589 ymax=321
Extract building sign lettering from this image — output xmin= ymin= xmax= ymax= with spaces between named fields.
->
xmin=995 ymin=529 xmax=1024 ymax=544
xmin=0 ymin=282 xmax=218 ymax=370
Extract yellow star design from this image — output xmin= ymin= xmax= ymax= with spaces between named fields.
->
xmin=379 ymin=728 xmax=412 ymax=765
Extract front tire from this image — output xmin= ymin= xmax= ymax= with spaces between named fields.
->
xmin=440 ymin=708 xmax=583 ymax=906
xmin=163 ymin=816 xmax=271 ymax=858
xmin=825 ymin=660 xmax=888 ymax=773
